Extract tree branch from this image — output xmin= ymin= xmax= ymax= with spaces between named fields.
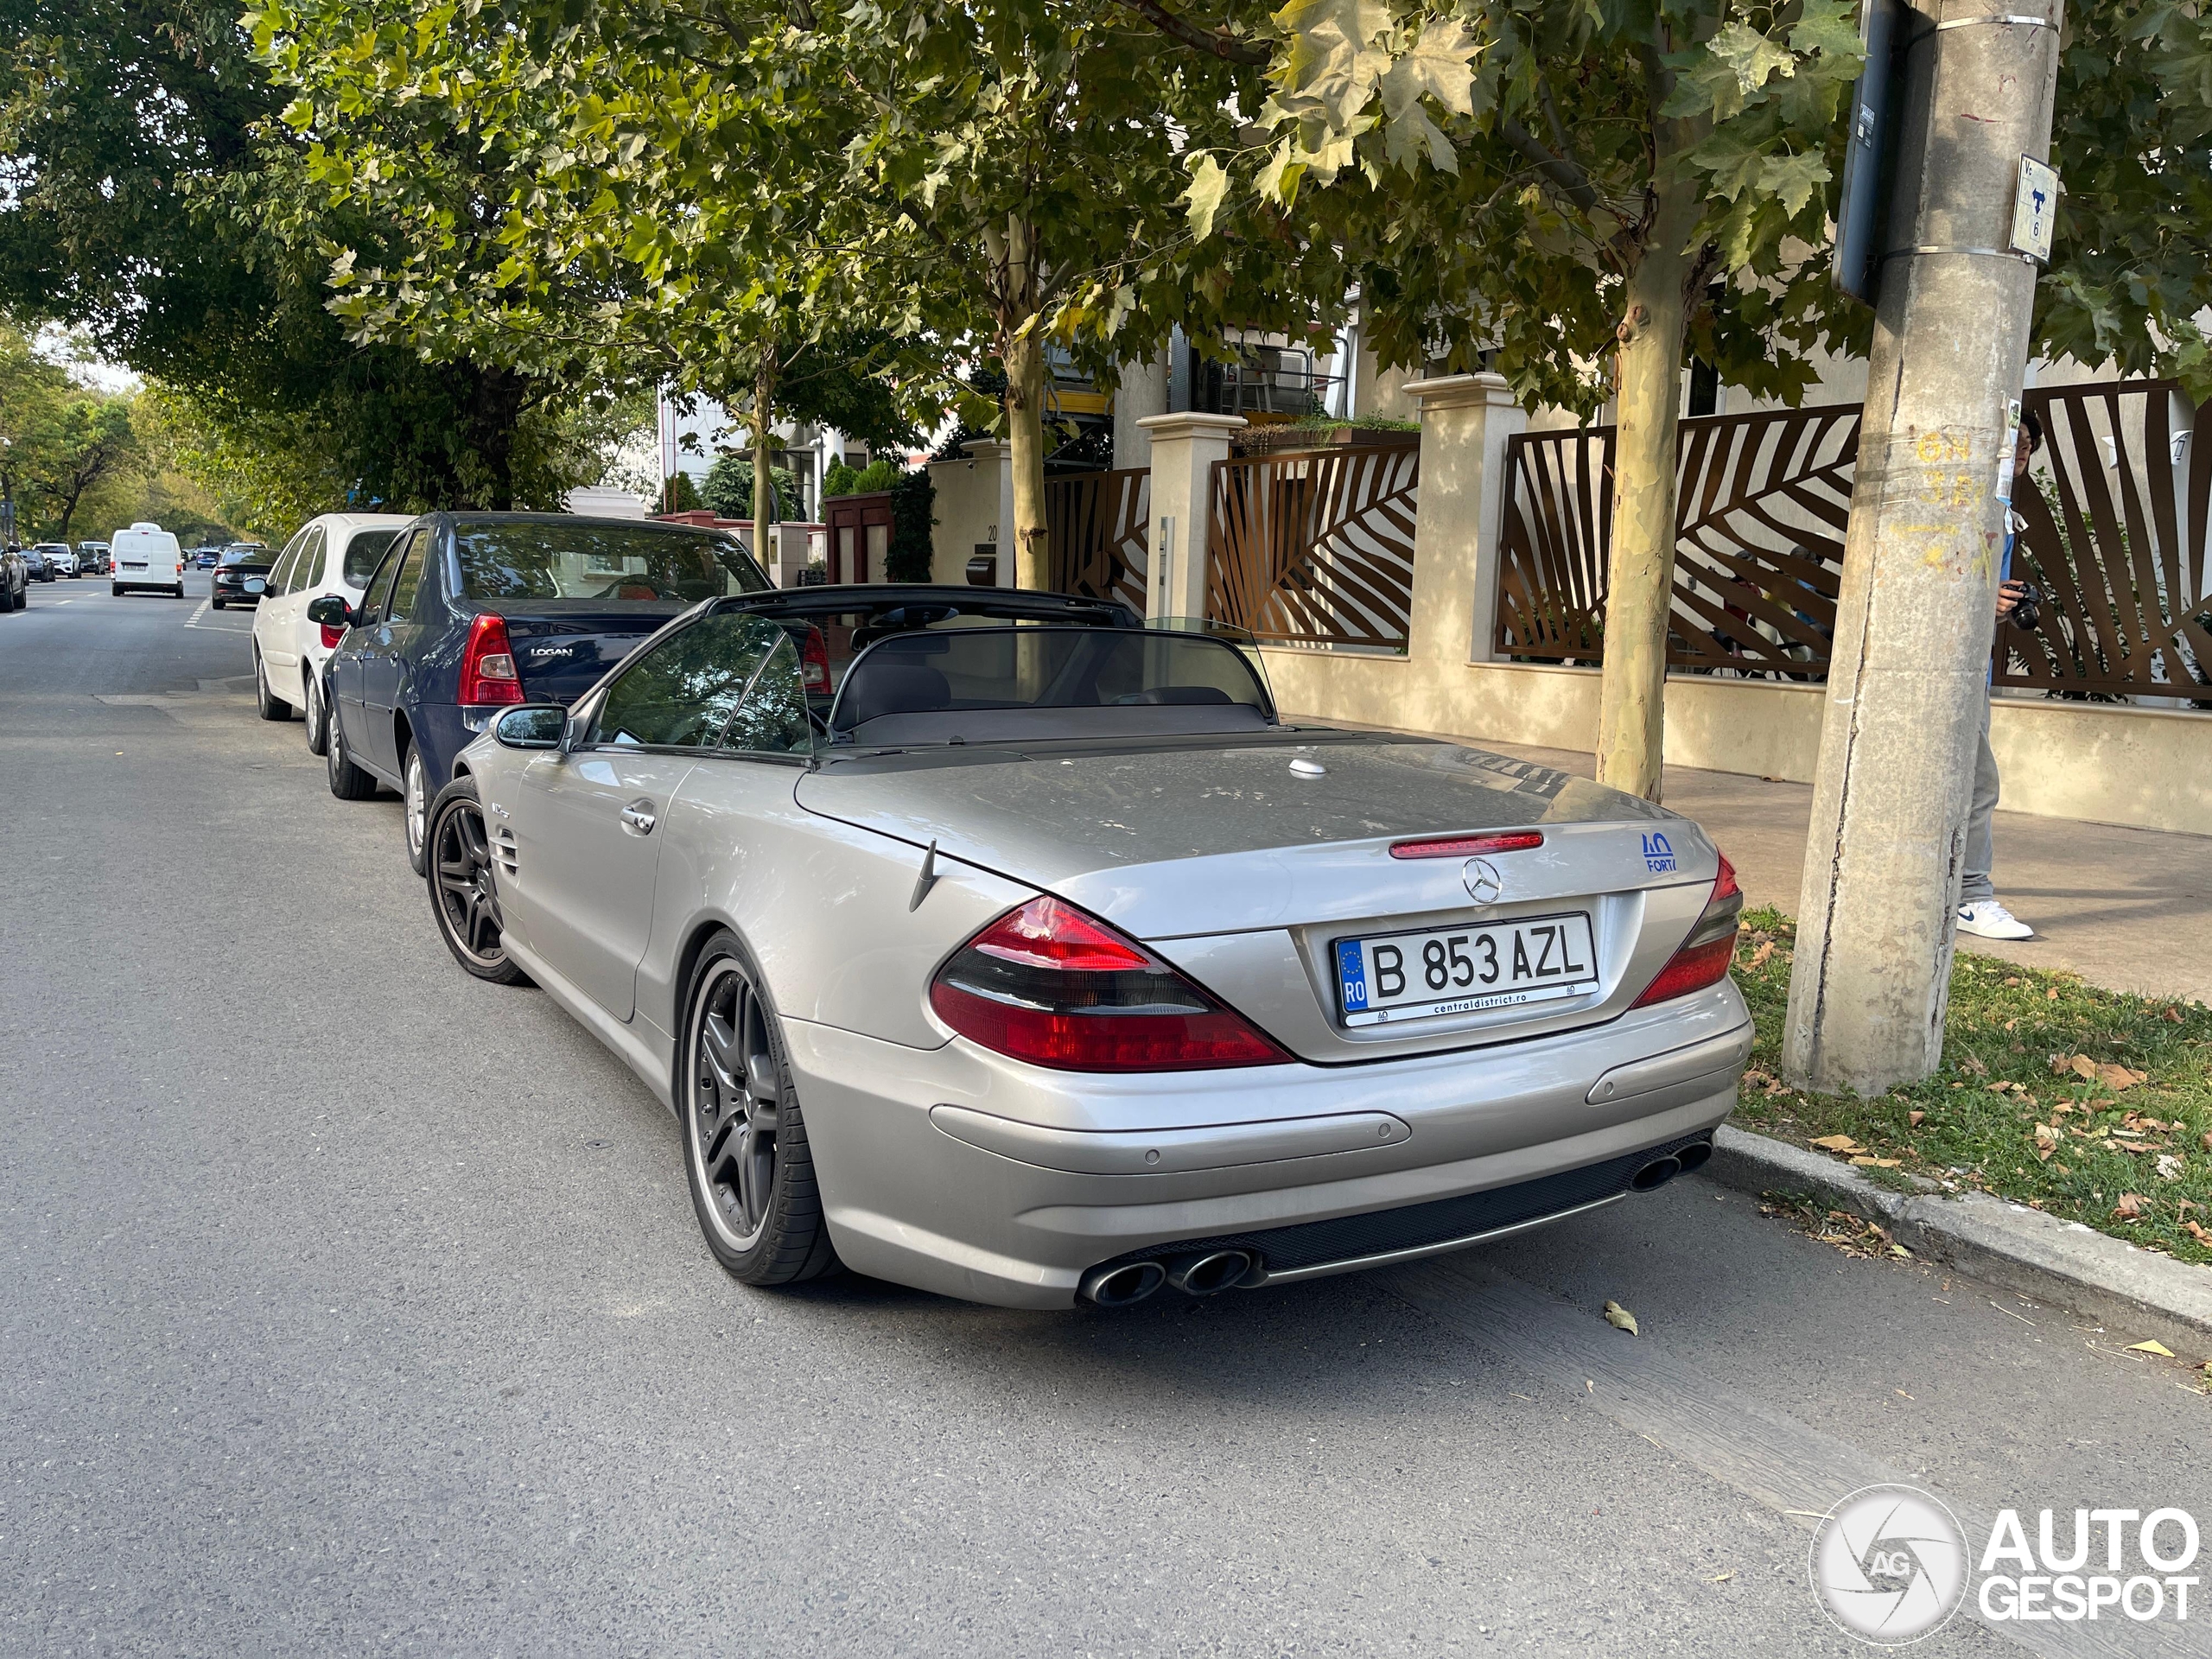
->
xmin=1122 ymin=0 xmax=1269 ymax=67
xmin=1497 ymin=115 xmax=1603 ymax=216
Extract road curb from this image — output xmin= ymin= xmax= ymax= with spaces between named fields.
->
xmin=1704 ymin=1124 xmax=2212 ymax=1356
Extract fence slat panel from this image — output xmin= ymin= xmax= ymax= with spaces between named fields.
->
xmin=1046 ymin=468 xmax=1150 ymax=613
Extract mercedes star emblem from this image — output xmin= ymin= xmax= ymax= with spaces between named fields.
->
xmin=1462 ymin=856 xmax=1504 ymax=906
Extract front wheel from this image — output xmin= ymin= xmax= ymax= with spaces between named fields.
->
xmin=424 ymin=777 xmax=525 ymax=984
xmin=679 ymin=932 xmax=839 ymax=1287
xmin=325 ymin=704 xmax=378 ymax=800
xmin=252 ymin=646 xmax=291 ymax=721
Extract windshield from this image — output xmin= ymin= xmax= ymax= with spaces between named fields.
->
xmin=829 ymin=626 xmax=1275 ymax=747
xmin=455 ymin=520 xmax=770 ymax=603
xmin=343 ymin=528 xmax=401 ymax=588
xmin=219 ymin=547 xmax=270 ymax=567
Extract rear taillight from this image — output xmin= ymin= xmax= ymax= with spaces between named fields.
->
xmin=320 ymin=621 xmax=346 ymax=649
xmin=801 ymin=625 xmax=831 ymax=695
xmin=929 ymin=896 xmax=1289 ymax=1071
xmin=459 ymin=613 xmax=524 ymax=705
xmin=1630 ymin=853 xmax=1743 ymax=1008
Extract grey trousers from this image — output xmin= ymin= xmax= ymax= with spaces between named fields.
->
xmin=1961 ymin=693 xmax=2000 ymax=905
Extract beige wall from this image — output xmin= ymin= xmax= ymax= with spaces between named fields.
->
xmin=926 ymin=442 xmax=1012 ymax=586
xmin=1262 ymin=649 xmax=2210 ymax=836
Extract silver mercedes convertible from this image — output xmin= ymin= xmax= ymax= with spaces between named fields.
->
xmin=423 ymin=586 xmax=1751 ymax=1308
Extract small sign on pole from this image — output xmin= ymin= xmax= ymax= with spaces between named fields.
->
xmin=2010 ymin=156 xmax=2059 ymax=263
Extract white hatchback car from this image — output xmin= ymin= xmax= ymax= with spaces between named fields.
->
xmin=250 ymin=512 xmax=412 ymax=746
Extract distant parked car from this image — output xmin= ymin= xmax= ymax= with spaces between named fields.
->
xmin=313 ymin=512 xmax=771 ymax=873
xmin=20 ymin=545 xmax=54 ymax=582
xmin=34 ymin=543 xmax=76 ymax=578
xmin=0 ymin=546 xmax=25 ymax=611
xmin=249 ymin=511 xmax=411 ymax=747
xmin=209 ymin=543 xmax=275 ymax=610
xmin=111 ymin=523 xmax=187 ymax=598
xmin=194 ymin=545 xmax=222 ymax=569
xmin=77 ymin=540 xmax=111 ymax=575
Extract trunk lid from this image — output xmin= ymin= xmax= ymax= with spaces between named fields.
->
xmin=474 ymin=601 xmax=688 ymax=706
xmin=796 ymin=734 xmax=1725 ymax=1061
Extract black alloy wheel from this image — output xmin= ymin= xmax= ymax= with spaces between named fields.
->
xmin=681 ymin=932 xmax=837 ymax=1286
xmin=425 ymin=777 xmax=525 ymax=984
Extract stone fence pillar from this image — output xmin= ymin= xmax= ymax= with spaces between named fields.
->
xmin=1135 ymin=411 xmax=1245 ymax=623
xmin=1402 ymin=373 xmax=1525 ymax=666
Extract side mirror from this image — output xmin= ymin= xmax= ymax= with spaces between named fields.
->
xmin=493 ymin=704 xmax=569 ymax=750
xmin=306 ymin=594 xmax=355 ymax=629
xmin=243 ymin=576 xmax=267 ymax=596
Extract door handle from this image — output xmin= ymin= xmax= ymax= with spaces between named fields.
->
xmin=620 ymin=798 xmax=658 ymax=836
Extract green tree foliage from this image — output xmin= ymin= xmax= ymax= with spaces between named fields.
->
xmin=0 ymin=0 xmax=605 ymax=513
xmin=1201 ymin=0 xmax=2212 ymax=797
xmin=702 ymin=454 xmax=800 ymax=521
xmin=886 ymin=467 xmax=935 ymax=582
xmin=0 ymin=322 xmax=149 ymax=540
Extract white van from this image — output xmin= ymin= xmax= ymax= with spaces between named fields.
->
xmin=111 ymin=523 xmax=186 ymax=598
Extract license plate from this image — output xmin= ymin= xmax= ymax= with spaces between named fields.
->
xmin=123 ymin=562 xmax=146 ymax=570
xmin=1334 ymin=912 xmax=1599 ymax=1027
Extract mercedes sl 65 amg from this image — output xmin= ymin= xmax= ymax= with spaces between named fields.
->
xmin=420 ymin=586 xmax=1751 ymax=1308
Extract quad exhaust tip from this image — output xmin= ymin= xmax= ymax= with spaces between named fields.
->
xmin=1630 ymin=1141 xmax=1713 ymax=1193
xmin=1080 ymin=1248 xmax=1257 ymax=1306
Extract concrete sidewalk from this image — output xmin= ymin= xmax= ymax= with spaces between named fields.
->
xmin=1341 ymin=726 xmax=2212 ymax=1006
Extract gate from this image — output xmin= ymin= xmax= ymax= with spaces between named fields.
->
xmin=1204 ymin=439 xmax=1420 ymax=650
xmin=1044 ymin=467 xmax=1148 ymax=612
xmin=1494 ymin=382 xmax=2211 ymax=702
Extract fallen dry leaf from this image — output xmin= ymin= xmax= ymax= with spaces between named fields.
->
xmin=2005 ymin=976 xmax=2023 ymax=987
xmin=2157 ymin=1154 xmax=2184 ymax=1182
xmin=1749 ymin=940 xmax=1775 ymax=969
xmin=2202 ymin=1130 xmax=2212 ymax=1154
xmin=2126 ymin=1339 xmax=2176 ymax=1357
xmin=2047 ymin=987 xmax=2061 ymax=1001
xmin=1706 ymin=1570 xmax=1733 ymax=1584
xmin=2032 ymin=1123 xmax=2060 ymax=1159
xmin=1851 ymin=1155 xmax=1904 ymax=1168
xmin=2112 ymin=1192 xmax=2147 ymax=1219
xmin=1909 ymin=1110 xmax=1926 ymax=1128
xmin=2069 ymin=1053 xmax=2099 ymax=1081
xmin=1888 ymin=1243 xmax=1913 ymax=1259
xmin=1811 ymin=1134 xmax=1861 ymax=1153
xmin=1603 ymin=1300 xmax=1639 ymax=1337
xmin=1985 ymin=1081 xmax=2012 ymax=1094
xmin=2183 ymin=1220 xmax=2212 ymax=1245
xmin=2096 ymin=1063 xmax=2147 ymax=1092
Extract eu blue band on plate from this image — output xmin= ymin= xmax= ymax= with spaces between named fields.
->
xmin=1336 ymin=938 xmax=1368 ymax=1010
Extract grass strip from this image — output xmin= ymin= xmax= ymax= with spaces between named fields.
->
xmin=1728 ymin=907 xmax=2212 ymax=1266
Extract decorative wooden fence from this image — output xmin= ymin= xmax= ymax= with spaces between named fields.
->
xmin=1204 ymin=438 xmax=1420 ymax=650
xmin=1497 ymin=404 xmax=1860 ymax=673
xmin=1495 ymin=382 xmax=2211 ymax=702
xmin=2004 ymin=380 xmax=2212 ymax=699
xmin=1044 ymin=467 xmax=1149 ymax=613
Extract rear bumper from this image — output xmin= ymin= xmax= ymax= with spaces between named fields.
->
xmin=782 ymin=982 xmax=1749 ymax=1308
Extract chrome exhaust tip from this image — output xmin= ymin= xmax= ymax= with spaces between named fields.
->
xmin=1675 ymin=1140 xmax=1713 ymax=1174
xmin=1166 ymin=1249 xmax=1254 ymax=1297
xmin=1630 ymin=1155 xmax=1684 ymax=1193
xmin=1079 ymin=1260 xmax=1166 ymax=1307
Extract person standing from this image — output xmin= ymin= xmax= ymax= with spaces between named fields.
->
xmin=1955 ymin=410 xmax=2042 ymax=941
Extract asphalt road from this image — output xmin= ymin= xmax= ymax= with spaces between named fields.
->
xmin=3 ymin=575 xmax=2206 ymax=1656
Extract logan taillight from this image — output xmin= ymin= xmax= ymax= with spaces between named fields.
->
xmin=930 ymin=896 xmax=1290 ymax=1071
xmin=321 ymin=620 xmax=346 ymax=648
xmin=459 ymin=613 xmax=524 ymax=705
xmin=801 ymin=625 xmax=831 ymax=695
xmin=1630 ymin=852 xmax=1743 ymax=1008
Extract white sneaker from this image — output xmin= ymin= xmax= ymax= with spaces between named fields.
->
xmin=1957 ymin=899 xmax=2034 ymax=941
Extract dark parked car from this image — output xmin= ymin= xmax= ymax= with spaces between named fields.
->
xmin=78 ymin=541 xmax=111 ymax=575
xmin=0 ymin=546 xmax=25 ymax=611
xmin=20 ymin=545 xmax=54 ymax=582
xmin=313 ymin=512 xmax=772 ymax=873
xmin=209 ymin=543 xmax=275 ymax=610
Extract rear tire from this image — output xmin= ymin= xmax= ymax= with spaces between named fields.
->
xmin=304 ymin=671 xmax=330 ymax=756
xmin=425 ymin=777 xmax=526 ymax=984
xmin=111 ymin=584 xmax=123 ymax=598
xmin=172 ymin=584 xmax=185 ymax=599
xmin=325 ymin=705 xmax=378 ymax=800
xmin=679 ymin=930 xmax=840 ymax=1287
xmin=252 ymin=646 xmax=291 ymax=721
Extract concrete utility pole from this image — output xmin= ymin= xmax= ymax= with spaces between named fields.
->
xmin=1784 ymin=2 xmax=2064 ymax=1095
